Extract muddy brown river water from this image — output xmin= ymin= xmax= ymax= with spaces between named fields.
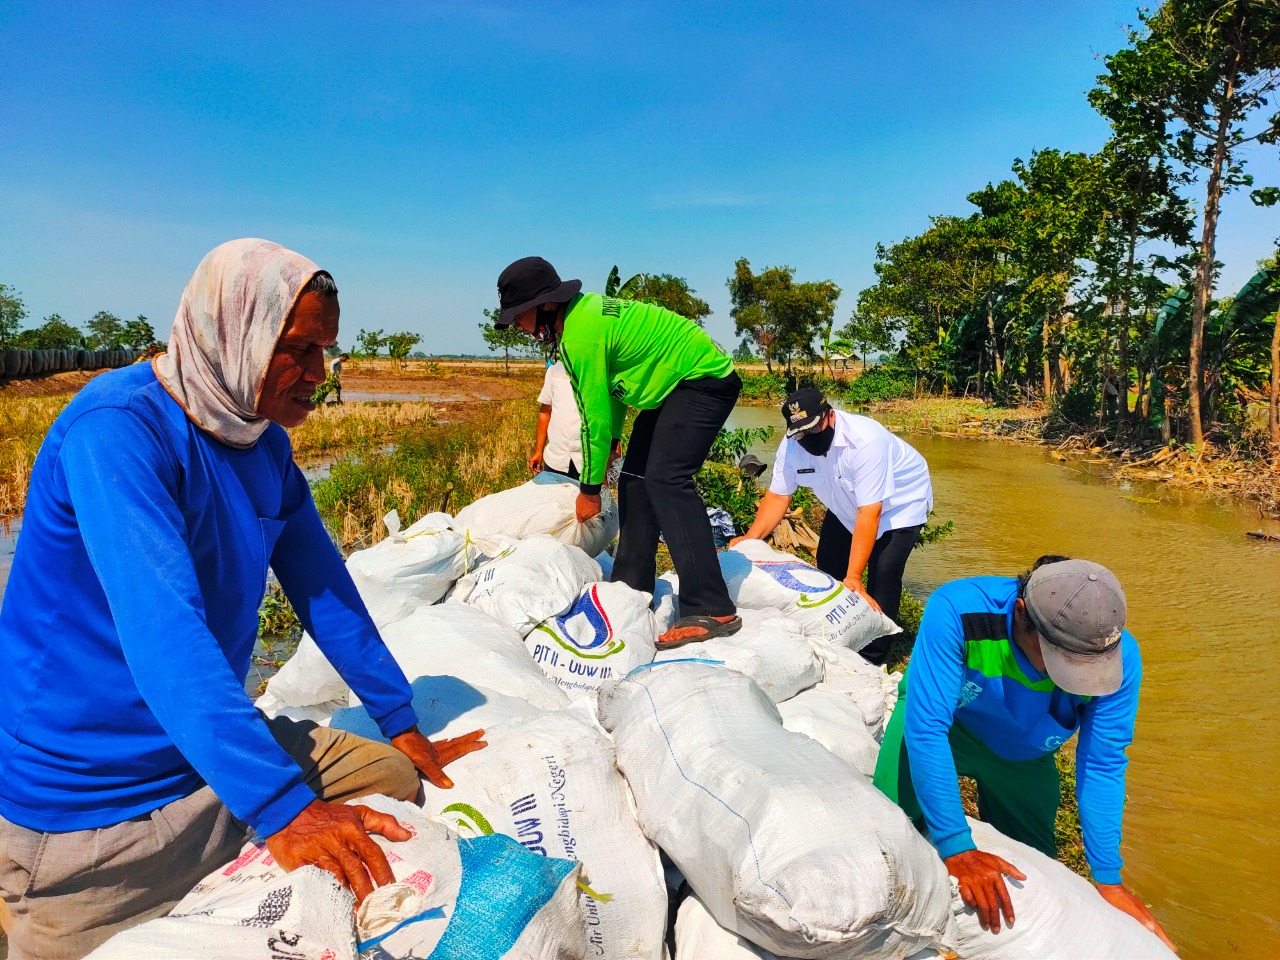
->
xmin=726 ymin=405 xmax=1280 ymax=959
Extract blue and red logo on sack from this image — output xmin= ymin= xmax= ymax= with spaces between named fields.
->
xmin=754 ymin=559 xmax=842 ymax=607
xmin=537 ymin=584 xmax=626 ymax=659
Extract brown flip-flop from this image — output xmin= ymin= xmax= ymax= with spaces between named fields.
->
xmin=656 ymin=615 xmax=743 ymax=651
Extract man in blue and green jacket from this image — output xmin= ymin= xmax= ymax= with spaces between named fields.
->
xmin=494 ymin=257 xmax=742 ymax=647
xmin=873 ymin=556 xmax=1174 ymax=949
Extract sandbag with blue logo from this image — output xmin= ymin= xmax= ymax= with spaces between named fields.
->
xmin=526 ymin=580 xmax=658 ymax=702
xmin=720 ymin=539 xmax=901 ymax=652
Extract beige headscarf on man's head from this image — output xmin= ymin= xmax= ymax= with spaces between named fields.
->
xmin=154 ymin=238 xmax=322 ymax=448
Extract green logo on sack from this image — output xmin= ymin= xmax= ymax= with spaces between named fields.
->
xmin=440 ymin=802 xmax=495 ymax=837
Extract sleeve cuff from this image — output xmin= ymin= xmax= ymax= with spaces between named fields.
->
xmin=932 ymin=828 xmax=976 ymax=860
xmin=579 ymin=482 xmax=602 ymax=496
xmin=1090 ymin=865 xmax=1122 ymax=885
xmin=373 ymin=703 xmax=420 ymax=742
xmin=248 ymin=780 xmax=317 ymax=839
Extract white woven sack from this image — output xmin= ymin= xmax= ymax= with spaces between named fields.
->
xmin=598 ymin=662 xmax=951 ymax=960
xmin=675 ymin=894 xmax=782 ymax=960
xmin=449 ymin=535 xmax=601 ymax=637
xmin=88 ymin=796 xmax=587 ymax=960
xmin=812 ymin=639 xmax=901 ymax=741
xmin=526 ymin=580 xmax=658 ymax=702
xmin=453 ymin=479 xmax=619 ymax=558
xmin=349 ymin=605 xmax=569 ymax=713
xmin=937 ymin=819 xmax=1178 ymax=959
xmin=653 ymin=574 xmax=679 ymax=635
xmin=421 ymin=700 xmax=668 ymax=960
xmin=345 ymin=510 xmax=483 ymax=628
xmin=720 ymin=540 xmax=900 ymax=651
xmin=654 ymin=608 xmax=820 ymax=703
xmin=777 ymin=686 xmax=880 ymax=777
xmin=257 ymin=631 xmax=348 ymax=714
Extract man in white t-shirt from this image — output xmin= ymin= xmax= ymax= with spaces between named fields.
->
xmin=528 ymin=359 xmax=584 ymax=479
xmin=732 ymin=388 xmax=933 ymax=664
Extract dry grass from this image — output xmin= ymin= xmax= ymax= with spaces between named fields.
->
xmin=0 ymin=396 xmax=72 ymax=522
xmin=311 ymin=399 xmax=538 ymax=552
xmin=288 ymin=401 xmax=438 ymax=458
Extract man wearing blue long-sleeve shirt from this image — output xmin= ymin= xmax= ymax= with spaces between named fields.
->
xmin=873 ymin=556 xmax=1174 ymax=950
xmin=0 ymin=240 xmax=484 ymax=960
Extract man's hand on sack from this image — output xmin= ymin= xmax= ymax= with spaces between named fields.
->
xmin=576 ymin=491 xmax=602 ymax=523
xmin=267 ymin=799 xmax=411 ymax=904
xmin=391 ymin=727 xmax=488 ymax=790
xmin=945 ymin=848 xmax=1026 ymax=934
xmin=528 ymin=449 xmax=544 ymax=474
xmin=842 ymin=575 xmax=883 ymax=613
xmin=1095 ymin=882 xmax=1177 ymax=951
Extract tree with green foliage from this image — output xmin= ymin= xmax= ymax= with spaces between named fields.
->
xmin=1093 ymin=0 xmax=1280 ymax=442
xmin=121 ymin=315 xmax=157 ymax=350
xmin=14 ymin=314 xmax=85 ymax=349
xmin=727 ymin=258 xmax=841 ymax=378
xmin=0 ymin=284 xmax=28 ymax=347
xmin=605 ymin=266 xmax=712 ymax=325
xmin=840 ymin=312 xmax=894 ymax=368
xmin=731 ymin=340 xmax=757 ymax=363
xmin=355 ymin=328 xmax=386 ymax=357
xmin=86 ymin=310 xmax=124 ymax=349
xmin=479 ymin=309 xmax=537 ymax=375
xmin=385 ymin=331 xmax=423 ymax=366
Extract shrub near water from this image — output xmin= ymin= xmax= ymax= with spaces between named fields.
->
xmin=0 ymin=395 xmax=72 ymax=521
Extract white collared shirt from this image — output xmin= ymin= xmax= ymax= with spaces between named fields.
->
xmin=537 ymin=361 xmax=583 ymax=474
xmin=769 ymin=411 xmax=933 ymax=536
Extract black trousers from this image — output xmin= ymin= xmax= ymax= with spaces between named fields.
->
xmin=815 ymin=513 xmax=922 ymax=665
xmin=611 ymin=372 xmax=741 ymax=618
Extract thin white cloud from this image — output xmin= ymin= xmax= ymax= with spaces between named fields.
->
xmin=649 ymin=191 xmax=768 ymax=210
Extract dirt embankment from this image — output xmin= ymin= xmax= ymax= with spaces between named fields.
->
xmin=0 ymin=369 xmax=114 ymax=398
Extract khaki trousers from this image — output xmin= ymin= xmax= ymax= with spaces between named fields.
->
xmin=0 ymin=715 xmax=420 ymax=960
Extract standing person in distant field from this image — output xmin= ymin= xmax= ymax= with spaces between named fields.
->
xmin=494 ymin=256 xmax=742 ymax=648
xmin=324 ymin=351 xmax=348 ymax=404
xmin=872 ymin=556 xmax=1174 ymax=950
xmin=528 ymin=358 xmax=583 ymax=479
xmin=731 ymin=388 xmax=933 ymax=665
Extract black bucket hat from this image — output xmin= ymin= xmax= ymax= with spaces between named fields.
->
xmin=494 ymin=257 xmax=582 ymax=327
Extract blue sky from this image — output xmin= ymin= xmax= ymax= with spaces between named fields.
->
xmin=2 ymin=0 xmax=1277 ymax=355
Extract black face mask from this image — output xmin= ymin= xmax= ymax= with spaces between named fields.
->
xmin=533 ymin=312 xmax=559 ymax=344
xmin=797 ymin=425 xmax=835 ymax=456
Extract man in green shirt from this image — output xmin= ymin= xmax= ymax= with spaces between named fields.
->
xmin=494 ymin=257 xmax=743 ymax=646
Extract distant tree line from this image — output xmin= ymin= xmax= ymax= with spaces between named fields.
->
xmin=0 ymin=288 xmax=161 ymax=351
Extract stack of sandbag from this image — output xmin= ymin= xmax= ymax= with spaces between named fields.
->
xmin=654 ymin=608 xmax=821 ymax=703
xmin=675 ymin=894 xmax=782 ymax=960
xmin=719 ymin=539 xmax=901 ymax=652
xmin=453 ymin=475 xmax=619 ymax=558
xmin=599 ymin=662 xmax=952 ymax=959
xmin=345 ymin=510 xmax=483 ymax=628
xmin=811 ymin=638 xmax=902 ymax=741
xmin=87 ymin=796 xmax=587 ymax=960
xmin=935 ymin=819 xmax=1179 ymax=959
xmin=526 ymin=580 xmax=659 ymax=702
xmin=777 ymin=685 xmax=880 ymax=777
xmin=334 ymin=682 xmax=669 ymax=960
xmin=449 ymin=535 xmax=601 ymax=636
xmin=652 ymin=573 xmax=680 ymax=635
xmin=353 ymin=604 xmax=571 ymax=712
xmin=260 ymin=605 xmax=570 ymax=723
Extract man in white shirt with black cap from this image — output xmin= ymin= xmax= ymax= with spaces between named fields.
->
xmin=733 ymin=388 xmax=933 ymax=664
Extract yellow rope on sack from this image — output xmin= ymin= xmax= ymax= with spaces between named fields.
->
xmin=576 ymin=879 xmax=614 ymax=903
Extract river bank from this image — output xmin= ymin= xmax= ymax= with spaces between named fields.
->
xmin=869 ymin=397 xmax=1280 ymax=526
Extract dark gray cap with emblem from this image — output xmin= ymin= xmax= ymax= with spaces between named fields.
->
xmin=1024 ymin=559 xmax=1127 ymax=696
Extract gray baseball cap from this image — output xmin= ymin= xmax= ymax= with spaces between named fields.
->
xmin=1024 ymin=559 xmax=1126 ymax=696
